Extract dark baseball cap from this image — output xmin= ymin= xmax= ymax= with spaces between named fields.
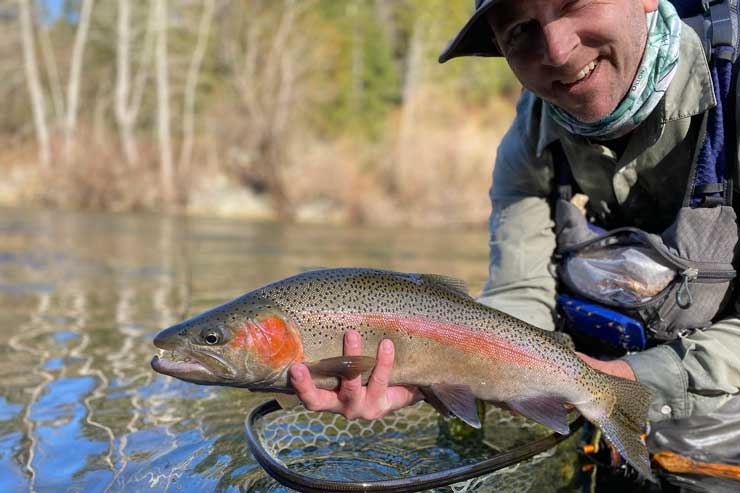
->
xmin=438 ymin=0 xmax=503 ymax=63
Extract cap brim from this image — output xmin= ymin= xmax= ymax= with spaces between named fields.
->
xmin=438 ymin=0 xmax=502 ymax=63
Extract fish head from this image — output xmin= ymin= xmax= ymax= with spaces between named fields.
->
xmin=151 ymin=294 xmax=303 ymax=389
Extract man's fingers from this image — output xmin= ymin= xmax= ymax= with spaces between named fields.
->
xmin=290 ymin=364 xmax=339 ymax=412
xmin=343 ymin=330 xmax=362 ymax=357
xmin=576 ymin=351 xmax=636 ymax=380
xmin=337 ymin=331 xmax=363 ymax=402
xmin=292 ymin=336 xmax=419 ymax=421
xmin=365 ymin=338 xmax=394 ymax=405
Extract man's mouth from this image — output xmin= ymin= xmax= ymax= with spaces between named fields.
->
xmin=559 ymin=59 xmax=599 ymax=86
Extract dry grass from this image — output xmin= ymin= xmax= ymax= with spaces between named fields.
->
xmin=285 ymin=89 xmax=517 ymax=226
xmin=0 ymin=94 xmax=517 ymax=227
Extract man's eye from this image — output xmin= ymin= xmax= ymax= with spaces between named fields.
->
xmin=506 ymin=20 xmax=536 ymax=43
xmin=508 ymin=24 xmax=524 ymax=40
xmin=563 ymin=0 xmax=590 ymax=12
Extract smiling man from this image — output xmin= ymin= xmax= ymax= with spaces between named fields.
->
xmin=484 ymin=0 xmax=656 ymax=124
xmin=290 ymin=0 xmax=740 ymax=459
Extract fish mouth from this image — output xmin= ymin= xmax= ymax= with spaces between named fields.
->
xmin=151 ymin=348 xmax=237 ymax=384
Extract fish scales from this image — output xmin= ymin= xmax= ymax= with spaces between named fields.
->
xmin=151 ymin=268 xmax=655 ymax=480
xmin=260 ymin=270 xmax=559 ymax=354
xmin=267 ymin=270 xmax=578 ymax=394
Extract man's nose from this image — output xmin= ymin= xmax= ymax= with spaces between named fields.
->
xmin=541 ymin=19 xmax=578 ymax=67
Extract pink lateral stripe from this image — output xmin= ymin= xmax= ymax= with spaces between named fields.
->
xmin=310 ymin=311 xmax=554 ymax=369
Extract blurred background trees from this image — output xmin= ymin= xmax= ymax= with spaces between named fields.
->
xmin=1 ymin=0 xmax=520 ymax=225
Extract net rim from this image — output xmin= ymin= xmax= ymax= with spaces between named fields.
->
xmin=244 ymin=399 xmax=585 ymax=493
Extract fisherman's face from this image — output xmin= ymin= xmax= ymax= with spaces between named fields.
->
xmin=487 ymin=0 xmax=659 ymax=123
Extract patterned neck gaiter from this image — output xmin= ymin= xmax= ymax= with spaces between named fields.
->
xmin=547 ymin=0 xmax=682 ymax=140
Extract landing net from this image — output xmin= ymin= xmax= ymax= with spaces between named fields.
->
xmin=246 ymin=401 xmax=580 ymax=492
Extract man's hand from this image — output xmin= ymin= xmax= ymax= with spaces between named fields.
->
xmin=289 ymin=330 xmax=424 ymax=420
xmin=576 ymin=351 xmax=637 ymax=381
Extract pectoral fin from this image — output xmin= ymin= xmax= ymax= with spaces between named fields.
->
xmin=422 ymin=383 xmax=481 ymax=429
xmin=304 ymin=356 xmax=376 ymax=380
xmin=506 ymin=396 xmax=570 ymax=435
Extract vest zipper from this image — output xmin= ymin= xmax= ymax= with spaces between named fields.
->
xmin=560 ymin=226 xmax=737 ymax=280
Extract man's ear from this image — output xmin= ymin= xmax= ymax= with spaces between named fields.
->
xmin=642 ymin=0 xmax=659 ymax=13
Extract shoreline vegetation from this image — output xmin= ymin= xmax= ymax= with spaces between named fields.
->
xmin=2 ymin=0 xmax=519 ymax=227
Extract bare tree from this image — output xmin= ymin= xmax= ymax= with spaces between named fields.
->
xmin=115 ymin=0 xmax=156 ymax=167
xmin=18 ymin=0 xmax=50 ymax=169
xmin=395 ymin=15 xmax=425 ymax=197
xmin=37 ymin=24 xmax=64 ymax=122
xmin=178 ymin=0 xmax=215 ymax=175
xmin=63 ymin=0 xmax=94 ymax=160
xmin=373 ymin=0 xmax=404 ymax=71
xmin=349 ymin=0 xmax=364 ymax=114
xmin=0 ymin=6 xmax=24 ymax=106
xmin=115 ymin=0 xmax=135 ymax=164
xmin=223 ymin=0 xmax=311 ymax=217
xmin=155 ymin=0 xmax=175 ymax=207
xmin=20 ymin=0 xmax=94 ymax=162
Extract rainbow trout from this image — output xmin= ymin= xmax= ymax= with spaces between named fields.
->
xmin=151 ymin=268 xmax=654 ymax=479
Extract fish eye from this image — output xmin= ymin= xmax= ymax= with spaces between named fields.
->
xmin=203 ymin=330 xmax=222 ymax=345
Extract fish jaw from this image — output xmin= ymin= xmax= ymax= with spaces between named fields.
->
xmin=151 ymin=352 xmax=227 ymax=385
xmin=151 ymin=338 xmax=239 ymax=384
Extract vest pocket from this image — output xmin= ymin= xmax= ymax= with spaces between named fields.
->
xmin=556 ymin=203 xmax=737 ymax=341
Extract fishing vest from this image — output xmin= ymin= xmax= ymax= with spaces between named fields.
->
xmin=554 ymin=0 xmax=740 ymax=352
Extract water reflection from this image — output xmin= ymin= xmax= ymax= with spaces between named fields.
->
xmin=0 ymin=208 xmax=500 ymax=492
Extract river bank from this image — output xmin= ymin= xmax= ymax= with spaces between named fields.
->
xmin=1 ymin=93 xmax=514 ymax=228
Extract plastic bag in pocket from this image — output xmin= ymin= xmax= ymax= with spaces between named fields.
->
xmin=564 ymin=245 xmax=677 ymax=306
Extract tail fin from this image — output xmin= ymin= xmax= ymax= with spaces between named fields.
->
xmin=597 ymin=374 xmax=655 ymax=482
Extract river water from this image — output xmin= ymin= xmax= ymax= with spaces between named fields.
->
xmin=0 ymin=208 xmax=578 ymax=492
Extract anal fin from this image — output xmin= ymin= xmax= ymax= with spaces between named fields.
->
xmin=506 ymin=396 xmax=570 ymax=435
xmin=423 ymin=383 xmax=481 ymax=429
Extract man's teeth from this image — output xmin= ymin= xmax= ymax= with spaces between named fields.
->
xmin=562 ymin=60 xmax=598 ymax=85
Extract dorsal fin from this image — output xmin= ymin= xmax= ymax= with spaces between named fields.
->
xmin=543 ymin=331 xmax=575 ymax=351
xmin=419 ymin=274 xmax=471 ymax=298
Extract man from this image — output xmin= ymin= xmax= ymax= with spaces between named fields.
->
xmin=289 ymin=0 xmax=740 ymax=428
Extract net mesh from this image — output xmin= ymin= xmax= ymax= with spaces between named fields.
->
xmin=249 ymin=402 xmax=579 ymax=492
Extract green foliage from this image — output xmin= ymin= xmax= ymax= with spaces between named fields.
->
xmin=3 ymin=0 xmax=520 ymax=217
xmin=306 ymin=0 xmax=518 ymax=138
xmin=310 ymin=1 xmax=400 ymax=139
xmin=405 ymin=0 xmax=520 ymax=104
xmin=2 ymin=0 xmax=520 ymax=140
